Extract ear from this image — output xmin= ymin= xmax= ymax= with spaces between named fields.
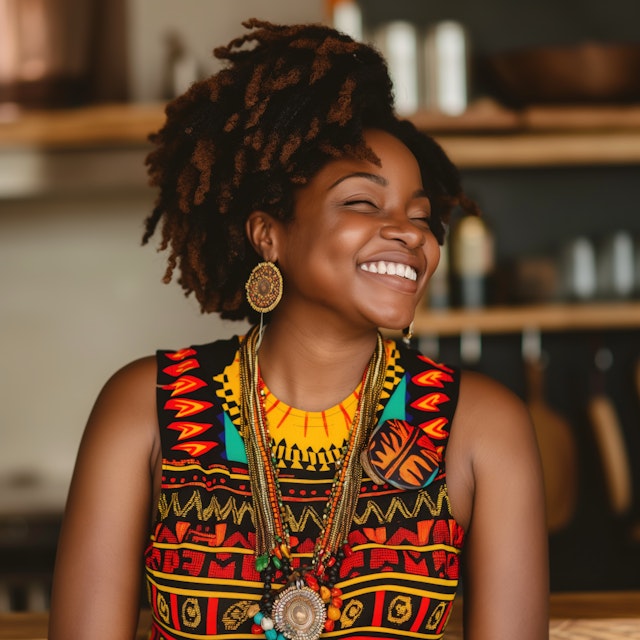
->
xmin=245 ymin=211 xmax=283 ymax=262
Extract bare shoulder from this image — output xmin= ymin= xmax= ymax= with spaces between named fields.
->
xmin=74 ymin=354 xmax=161 ymax=482
xmin=454 ymin=369 xmax=537 ymax=462
xmin=458 ymin=369 xmax=531 ymax=428
xmin=95 ymin=355 xmax=157 ymax=407
xmin=446 ymin=369 xmax=541 ymax=532
xmin=87 ymin=355 xmax=158 ymax=434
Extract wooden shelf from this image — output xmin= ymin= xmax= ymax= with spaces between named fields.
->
xmin=416 ymin=101 xmax=640 ymax=168
xmin=0 ymin=103 xmax=165 ymax=149
xmin=438 ymin=130 xmax=640 ymax=168
xmin=1 ymin=101 xmax=640 ymax=167
xmin=413 ymin=301 xmax=640 ymax=336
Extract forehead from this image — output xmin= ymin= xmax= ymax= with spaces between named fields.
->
xmin=310 ymin=129 xmax=423 ymax=190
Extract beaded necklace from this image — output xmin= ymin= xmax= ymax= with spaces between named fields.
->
xmin=239 ymin=326 xmax=387 ymax=640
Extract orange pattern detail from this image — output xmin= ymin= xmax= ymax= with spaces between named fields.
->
xmin=167 ymin=422 xmax=214 ymax=441
xmin=417 ymin=520 xmax=435 ymax=545
xmin=161 ymin=375 xmax=207 ymax=396
xmin=417 ymin=355 xmax=454 ymax=374
xmin=165 ymin=348 xmax=197 ymax=361
xmin=419 ymin=417 xmax=449 ymax=440
xmin=164 ymin=398 xmax=213 ymax=418
xmin=171 ymin=441 xmax=217 ymax=457
xmin=412 ymin=369 xmax=453 ymax=389
xmin=163 ymin=358 xmax=199 ymax=376
xmin=367 ymin=419 xmax=441 ymax=489
xmin=411 ymin=392 xmax=450 ymax=413
xmin=322 ymin=411 xmax=329 ymax=437
xmin=175 ymin=521 xmax=191 ymax=543
xmin=363 ymin=527 xmax=387 ymax=544
xmin=190 ymin=523 xmax=228 ymax=546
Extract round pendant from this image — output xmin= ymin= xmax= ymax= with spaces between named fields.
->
xmin=362 ymin=419 xmax=441 ymax=490
xmin=272 ymin=582 xmax=326 ymax=640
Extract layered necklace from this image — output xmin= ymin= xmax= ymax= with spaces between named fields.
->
xmin=239 ymin=326 xmax=387 ymax=640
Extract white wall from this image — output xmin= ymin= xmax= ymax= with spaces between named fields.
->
xmin=0 ymin=190 xmax=246 ymax=511
xmin=127 ymin=0 xmax=325 ymax=101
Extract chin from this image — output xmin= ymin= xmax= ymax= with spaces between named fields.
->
xmin=373 ymin=314 xmax=414 ymax=333
xmin=377 ymin=324 xmax=409 ymax=335
xmin=359 ymin=299 xmax=419 ymax=333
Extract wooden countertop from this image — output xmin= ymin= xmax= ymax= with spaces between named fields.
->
xmin=1 ymin=591 xmax=638 ymax=639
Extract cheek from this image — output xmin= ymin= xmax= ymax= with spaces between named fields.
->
xmin=281 ymin=223 xmax=349 ymax=287
xmin=326 ymin=223 xmax=367 ymax=258
xmin=300 ymin=220 xmax=366 ymax=270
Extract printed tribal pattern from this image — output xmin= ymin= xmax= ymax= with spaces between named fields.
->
xmin=211 ymin=342 xmax=403 ymax=438
xmin=145 ymin=335 xmax=464 ymax=639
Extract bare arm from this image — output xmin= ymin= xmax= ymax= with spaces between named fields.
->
xmin=456 ymin=371 xmax=549 ymax=640
xmin=48 ymin=356 xmax=159 ymax=640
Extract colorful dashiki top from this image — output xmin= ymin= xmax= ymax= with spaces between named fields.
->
xmin=144 ymin=335 xmax=464 ymax=639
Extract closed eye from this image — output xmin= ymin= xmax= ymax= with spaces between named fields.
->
xmin=412 ymin=214 xmax=432 ymax=223
xmin=343 ymin=199 xmax=379 ymax=211
xmin=410 ymin=197 xmax=432 ymax=228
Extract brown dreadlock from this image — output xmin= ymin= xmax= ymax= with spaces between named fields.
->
xmin=143 ymin=19 xmax=477 ymax=322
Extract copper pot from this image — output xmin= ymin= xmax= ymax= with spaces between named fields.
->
xmin=0 ymin=0 xmax=96 ymax=108
xmin=479 ymin=42 xmax=640 ymax=106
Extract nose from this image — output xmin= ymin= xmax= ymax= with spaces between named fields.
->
xmin=379 ymin=214 xmax=427 ymax=249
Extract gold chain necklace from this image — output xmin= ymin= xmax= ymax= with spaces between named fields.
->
xmin=239 ymin=326 xmax=387 ymax=640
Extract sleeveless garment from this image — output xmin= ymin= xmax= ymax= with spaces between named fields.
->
xmin=144 ymin=335 xmax=464 ymax=639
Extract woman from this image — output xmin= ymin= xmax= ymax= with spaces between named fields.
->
xmin=49 ymin=19 xmax=548 ymax=640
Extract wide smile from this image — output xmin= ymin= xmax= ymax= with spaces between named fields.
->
xmin=359 ymin=260 xmax=418 ymax=281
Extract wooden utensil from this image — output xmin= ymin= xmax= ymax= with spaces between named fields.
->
xmin=587 ymin=392 xmax=633 ymax=517
xmin=525 ymin=357 xmax=579 ymax=533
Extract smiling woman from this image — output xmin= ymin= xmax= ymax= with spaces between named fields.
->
xmin=48 ymin=19 xmax=549 ymax=640
xmin=259 ymin=129 xmax=441 ymax=341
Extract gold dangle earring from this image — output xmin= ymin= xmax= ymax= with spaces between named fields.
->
xmin=245 ymin=261 xmax=283 ymax=347
xmin=402 ymin=321 xmax=414 ymax=347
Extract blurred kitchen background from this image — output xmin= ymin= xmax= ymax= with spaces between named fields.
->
xmin=1 ymin=0 xmax=640 ymax=613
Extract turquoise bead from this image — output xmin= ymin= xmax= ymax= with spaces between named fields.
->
xmin=253 ymin=611 xmax=264 ymax=624
xmin=265 ymin=629 xmax=277 ymax=640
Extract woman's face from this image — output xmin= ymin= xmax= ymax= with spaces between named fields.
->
xmin=275 ymin=128 xmax=440 ymax=332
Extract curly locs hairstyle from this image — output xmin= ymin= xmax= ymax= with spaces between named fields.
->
xmin=143 ymin=18 xmax=477 ymax=322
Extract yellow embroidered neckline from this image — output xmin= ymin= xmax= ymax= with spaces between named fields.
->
xmin=261 ymin=380 xmax=361 ymax=447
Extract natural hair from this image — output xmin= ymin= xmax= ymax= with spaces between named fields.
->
xmin=143 ymin=18 xmax=477 ymax=322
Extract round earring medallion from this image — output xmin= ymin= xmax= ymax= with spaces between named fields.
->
xmin=245 ymin=261 xmax=283 ymax=313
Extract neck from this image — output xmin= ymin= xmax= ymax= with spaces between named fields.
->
xmin=256 ymin=313 xmax=380 ymax=412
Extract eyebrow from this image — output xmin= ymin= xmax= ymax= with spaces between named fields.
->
xmin=328 ymin=172 xmax=387 ymax=190
xmin=328 ymin=172 xmax=429 ymax=202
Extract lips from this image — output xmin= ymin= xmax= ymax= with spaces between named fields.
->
xmin=359 ymin=260 xmax=418 ymax=281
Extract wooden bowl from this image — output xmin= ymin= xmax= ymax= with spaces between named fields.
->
xmin=479 ymin=42 xmax=640 ymax=106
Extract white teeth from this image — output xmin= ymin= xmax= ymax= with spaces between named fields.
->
xmin=360 ymin=261 xmax=417 ymax=281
